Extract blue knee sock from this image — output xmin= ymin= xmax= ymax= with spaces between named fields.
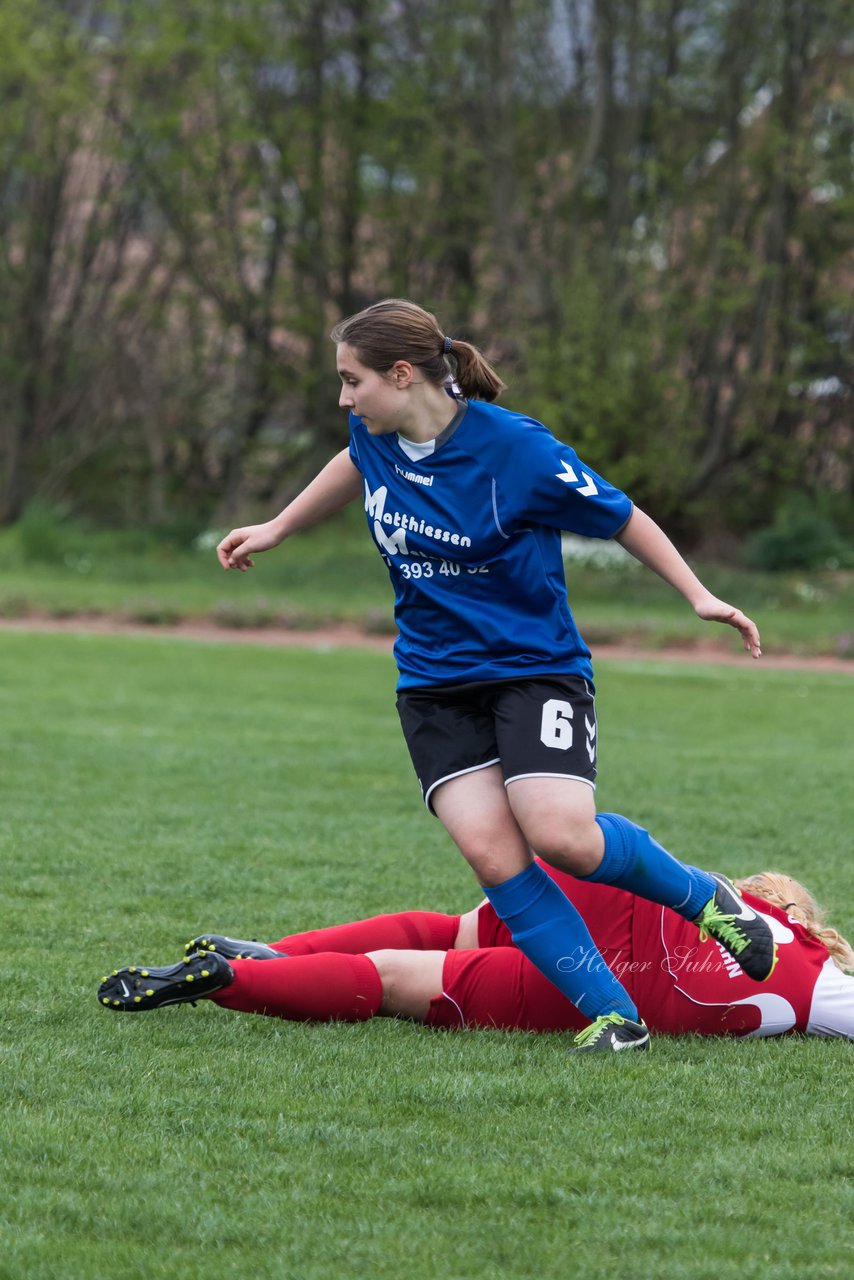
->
xmin=586 ymin=813 xmax=715 ymax=919
xmin=482 ymin=862 xmax=638 ymax=1023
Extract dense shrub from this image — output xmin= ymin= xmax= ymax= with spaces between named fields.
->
xmin=743 ymin=505 xmax=853 ymax=571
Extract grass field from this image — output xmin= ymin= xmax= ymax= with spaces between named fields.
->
xmin=2 ymin=631 xmax=853 ymax=1280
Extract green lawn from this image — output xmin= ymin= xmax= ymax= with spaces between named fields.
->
xmin=2 ymin=632 xmax=853 ymax=1279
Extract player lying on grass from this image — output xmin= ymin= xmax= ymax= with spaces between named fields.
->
xmin=98 ymin=863 xmax=854 ymax=1041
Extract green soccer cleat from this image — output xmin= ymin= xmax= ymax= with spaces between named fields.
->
xmin=569 ymin=1013 xmax=650 ymax=1053
xmin=184 ymin=933 xmax=283 ymax=961
xmin=694 ymin=874 xmax=778 ymax=982
xmin=97 ymin=951 xmax=234 ymax=1012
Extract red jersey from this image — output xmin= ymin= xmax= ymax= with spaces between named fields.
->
xmin=428 ymin=862 xmax=853 ymax=1037
xmin=630 ymin=888 xmax=836 ymax=1037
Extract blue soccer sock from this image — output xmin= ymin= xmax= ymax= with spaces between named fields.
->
xmin=481 ymin=862 xmax=639 ymax=1023
xmin=585 ymin=812 xmax=715 ymax=919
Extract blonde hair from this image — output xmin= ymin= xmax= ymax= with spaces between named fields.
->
xmin=330 ymin=298 xmax=506 ymax=402
xmin=735 ymin=872 xmax=854 ymax=972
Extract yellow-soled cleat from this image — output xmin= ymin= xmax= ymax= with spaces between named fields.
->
xmin=96 ymin=952 xmax=234 ymax=1013
xmin=184 ymin=934 xmax=281 ymax=961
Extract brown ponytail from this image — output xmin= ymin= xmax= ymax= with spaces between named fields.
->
xmin=735 ymin=872 xmax=854 ymax=972
xmin=330 ymin=298 xmax=506 ymax=402
xmin=444 ymin=337 xmax=506 ymax=401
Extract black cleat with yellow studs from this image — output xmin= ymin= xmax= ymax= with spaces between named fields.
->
xmin=184 ymin=933 xmax=282 ymax=961
xmin=98 ymin=951 xmax=233 ymax=1012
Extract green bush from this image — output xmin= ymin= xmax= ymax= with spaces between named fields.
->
xmin=743 ymin=504 xmax=852 ymax=572
xmin=16 ymin=503 xmax=83 ymax=565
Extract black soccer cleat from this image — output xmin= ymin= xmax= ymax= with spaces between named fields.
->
xmin=694 ymin=873 xmax=778 ymax=982
xmin=184 ymin=933 xmax=283 ymax=961
xmin=98 ymin=951 xmax=233 ymax=1012
xmin=569 ymin=1013 xmax=651 ymax=1054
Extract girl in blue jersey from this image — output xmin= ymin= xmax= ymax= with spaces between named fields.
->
xmin=217 ymin=298 xmax=776 ymax=1052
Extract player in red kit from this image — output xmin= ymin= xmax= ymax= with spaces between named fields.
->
xmin=98 ymin=866 xmax=853 ymax=1041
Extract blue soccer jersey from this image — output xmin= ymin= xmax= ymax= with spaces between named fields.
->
xmin=348 ymin=398 xmax=633 ymax=689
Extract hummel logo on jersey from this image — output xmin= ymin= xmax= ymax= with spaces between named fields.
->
xmin=556 ymin=459 xmax=598 ymax=496
xmin=394 ymin=463 xmax=434 ymax=487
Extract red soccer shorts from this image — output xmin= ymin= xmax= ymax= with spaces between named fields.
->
xmin=424 ymin=879 xmax=637 ymax=1032
xmin=424 ymin=947 xmax=589 ymax=1032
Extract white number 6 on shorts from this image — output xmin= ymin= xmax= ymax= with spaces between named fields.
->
xmin=540 ymin=698 xmax=574 ymax=750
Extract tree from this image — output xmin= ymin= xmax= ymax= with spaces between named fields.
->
xmin=0 ymin=2 xmax=135 ymax=522
xmin=1 ymin=0 xmax=849 ymax=538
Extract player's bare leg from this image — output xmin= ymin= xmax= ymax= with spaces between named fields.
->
xmin=431 ymin=764 xmax=533 ymax=885
xmin=367 ymin=949 xmax=446 ymax=1020
xmin=505 ymin=776 xmax=603 ymax=875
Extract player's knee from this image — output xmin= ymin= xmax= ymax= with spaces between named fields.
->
xmin=528 ymin=820 xmax=602 ymax=876
xmin=462 ymin=842 xmax=526 ymax=886
xmin=453 ymin=827 xmax=530 ymax=886
xmin=367 ymin=949 xmax=400 ymax=987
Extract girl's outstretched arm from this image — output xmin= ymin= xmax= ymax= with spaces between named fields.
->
xmin=217 ymin=448 xmax=362 ymax=571
xmin=616 ymin=506 xmax=761 ymax=658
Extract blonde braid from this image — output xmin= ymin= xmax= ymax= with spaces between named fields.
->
xmin=735 ymin=872 xmax=854 ymax=973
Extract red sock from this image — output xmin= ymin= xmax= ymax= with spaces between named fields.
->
xmin=211 ymin=953 xmax=383 ymax=1022
xmin=268 ymin=910 xmax=460 ymax=957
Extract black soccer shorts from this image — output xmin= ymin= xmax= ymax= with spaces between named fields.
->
xmin=396 ymin=674 xmax=598 ymax=813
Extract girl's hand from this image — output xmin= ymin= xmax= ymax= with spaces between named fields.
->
xmin=693 ymin=593 xmax=762 ymax=658
xmin=216 ymin=522 xmax=283 ymax=571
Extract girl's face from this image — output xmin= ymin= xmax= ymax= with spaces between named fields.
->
xmin=336 ymin=343 xmax=408 ymax=434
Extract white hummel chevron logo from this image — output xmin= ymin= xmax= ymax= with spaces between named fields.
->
xmin=585 ymin=715 xmax=596 ymax=763
xmin=555 ymin=460 xmax=598 ymax=496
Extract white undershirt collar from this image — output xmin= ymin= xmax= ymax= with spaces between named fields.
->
xmin=396 ymin=435 xmax=437 ymax=463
